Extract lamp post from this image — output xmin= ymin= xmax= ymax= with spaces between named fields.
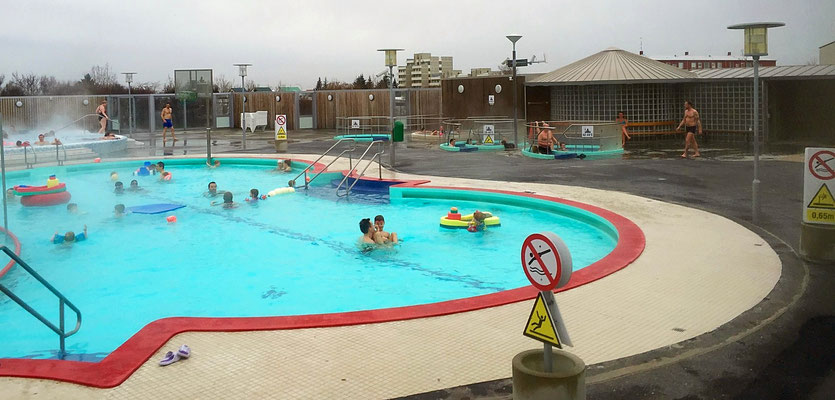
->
xmin=506 ymin=34 xmax=522 ymax=148
xmin=121 ymin=72 xmax=136 ymax=134
xmin=728 ymin=22 xmax=784 ymax=225
xmin=233 ymin=63 xmax=252 ymax=149
xmin=378 ymin=48 xmax=403 ymax=167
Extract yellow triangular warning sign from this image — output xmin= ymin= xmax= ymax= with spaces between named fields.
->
xmin=484 ymin=135 xmax=494 ymax=144
xmin=278 ymin=127 xmax=286 ymax=134
xmin=808 ymin=183 xmax=835 ymax=210
xmin=523 ymin=292 xmax=561 ymax=348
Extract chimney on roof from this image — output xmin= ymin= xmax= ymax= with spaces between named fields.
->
xmin=727 ymin=51 xmax=732 ymax=56
xmin=685 ymin=51 xmax=689 ymax=56
xmin=639 ymin=50 xmax=644 ymax=55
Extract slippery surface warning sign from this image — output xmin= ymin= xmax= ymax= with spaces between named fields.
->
xmin=523 ymin=292 xmax=561 ymax=348
xmin=804 ymin=148 xmax=835 ymax=225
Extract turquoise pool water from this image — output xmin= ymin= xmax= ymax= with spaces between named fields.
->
xmin=0 ymin=159 xmax=617 ymax=360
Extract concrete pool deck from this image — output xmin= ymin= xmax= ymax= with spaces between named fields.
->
xmin=0 ymin=153 xmax=781 ymax=399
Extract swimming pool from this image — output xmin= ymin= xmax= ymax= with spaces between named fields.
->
xmin=0 ymin=157 xmax=631 ymax=366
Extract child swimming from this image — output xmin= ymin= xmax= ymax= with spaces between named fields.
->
xmin=128 ymin=180 xmax=143 ymax=192
xmin=52 ymin=225 xmax=88 ymax=244
xmin=373 ymin=214 xmax=398 ymax=244
xmin=467 ymin=210 xmax=491 ymax=232
xmin=246 ymin=188 xmax=265 ymax=202
xmin=211 ymin=191 xmax=238 ymax=209
xmin=114 ymin=181 xmax=124 ymax=194
xmin=114 ymin=204 xmax=126 ymax=217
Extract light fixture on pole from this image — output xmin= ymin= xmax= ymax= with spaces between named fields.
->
xmin=506 ymin=34 xmax=522 ymax=148
xmin=233 ymin=63 xmax=252 ymax=149
xmin=121 ymin=72 xmax=137 ymax=134
xmin=377 ymin=48 xmax=403 ymax=167
xmin=728 ymin=22 xmax=784 ymax=225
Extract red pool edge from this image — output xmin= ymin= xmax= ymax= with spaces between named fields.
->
xmin=0 ymin=175 xmax=645 ymax=388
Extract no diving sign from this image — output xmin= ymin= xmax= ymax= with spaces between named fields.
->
xmin=521 ymin=232 xmax=573 ymax=291
xmin=804 ymin=148 xmax=835 ymax=225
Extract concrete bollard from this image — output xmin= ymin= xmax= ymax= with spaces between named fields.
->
xmin=512 ymin=349 xmax=586 ymax=400
xmin=799 ymin=222 xmax=835 ymax=263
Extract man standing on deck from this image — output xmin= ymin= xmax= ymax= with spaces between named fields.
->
xmin=676 ymin=100 xmax=702 ymax=158
xmin=160 ymin=103 xmax=177 ymax=144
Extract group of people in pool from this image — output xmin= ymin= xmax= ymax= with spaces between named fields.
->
xmin=359 ymin=215 xmax=398 ymax=250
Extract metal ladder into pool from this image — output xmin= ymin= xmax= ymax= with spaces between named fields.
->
xmin=0 ymin=246 xmax=82 ymax=359
xmin=289 ymin=138 xmax=360 ymax=189
xmin=335 ymin=140 xmax=385 ymax=197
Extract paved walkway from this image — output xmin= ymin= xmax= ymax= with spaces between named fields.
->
xmin=0 ymin=154 xmax=781 ymax=399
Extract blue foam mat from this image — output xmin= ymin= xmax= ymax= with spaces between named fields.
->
xmin=127 ymin=203 xmax=186 ymax=214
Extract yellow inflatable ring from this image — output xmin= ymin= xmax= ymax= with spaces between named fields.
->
xmin=440 ymin=212 xmax=500 ymax=228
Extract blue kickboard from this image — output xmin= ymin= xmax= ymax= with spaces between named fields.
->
xmin=459 ymin=147 xmax=478 ymax=152
xmin=127 ymin=203 xmax=186 ymax=214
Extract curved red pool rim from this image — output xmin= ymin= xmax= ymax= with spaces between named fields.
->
xmin=0 ymin=173 xmax=645 ymax=388
xmin=0 ymin=227 xmax=23 ymax=278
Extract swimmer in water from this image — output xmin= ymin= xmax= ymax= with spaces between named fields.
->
xmin=211 ymin=191 xmax=238 ymax=208
xmin=127 ymin=179 xmax=143 ymax=192
xmin=114 ymin=204 xmax=126 ymax=218
xmin=358 ymin=218 xmax=376 ymax=249
xmin=373 ymin=214 xmax=398 ymax=245
xmin=114 ymin=181 xmax=124 ymax=194
xmin=52 ymin=225 xmax=88 ymax=244
xmin=67 ymin=203 xmax=78 ymax=213
xmin=205 ymin=181 xmax=227 ymax=197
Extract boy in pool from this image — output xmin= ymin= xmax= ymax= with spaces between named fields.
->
xmin=211 ymin=191 xmax=238 ymax=209
xmin=156 ymin=162 xmax=165 ymax=174
xmin=206 ymin=159 xmax=221 ymax=168
xmin=114 ymin=181 xmax=124 ymax=194
xmin=160 ymin=171 xmax=172 ymax=181
xmin=373 ymin=215 xmax=398 ymax=244
xmin=67 ymin=203 xmax=78 ymax=213
xmin=52 ymin=225 xmax=87 ymax=244
xmin=114 ymin=204 xmax=126 ymax=218
xmin=6 ymin=188 xmax=17 ymax=203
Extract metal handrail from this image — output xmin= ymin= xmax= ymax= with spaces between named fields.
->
xmin=289 ymin=139 xmax=356 ymax=188
xmin=336 ymin=140 xmax=384 ymax=197
xmin=23 ymin=145 xmax=37 ymax=168
xmin=0 ymin=245 xmax=82 ymax=359
xmin=54 ymin=143 xmax=68 ymax=166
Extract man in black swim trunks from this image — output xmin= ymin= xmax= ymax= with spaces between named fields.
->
xmin=676 ymin=100 xmax=702 ymax=158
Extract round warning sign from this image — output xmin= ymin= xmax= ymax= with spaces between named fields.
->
xmin=521 ymin=232 xmax=573 ymax=291
xmin=808 ymin=150 xmax=835 ymax=181
xmin=276 ymin=115 xmax=287 ymax=126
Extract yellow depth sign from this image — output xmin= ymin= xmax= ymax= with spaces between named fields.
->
xmin=523 ymin=292 xmax=561 ymax=348
xmin=806 ymin=183 xmax=835 ymax=223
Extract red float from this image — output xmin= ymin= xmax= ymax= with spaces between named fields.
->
xmin=20 ymin=191 xmax=72 ymax=206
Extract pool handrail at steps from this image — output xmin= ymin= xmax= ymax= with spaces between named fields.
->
xmin=0 ymin=245 xmax=82 ymax=360
xmin=335 ymin=140 xmax=385 ymax=197
xmin=290 ymin=138 xmax=361 ymax=189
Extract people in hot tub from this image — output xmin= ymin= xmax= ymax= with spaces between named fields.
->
xmin=52 ymin=225 xmax=88 ymax=244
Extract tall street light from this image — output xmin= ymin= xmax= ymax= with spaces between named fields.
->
xmin=728 ymin=22 xmax=784 ymax=225
xmin=234 ymin=63 xmax=252 ymax=149
xmin=506 ymin=34 xmax=522 ymax=148
xmin=121 ymin=72 xmax=137 ymax=134
xmin=378 ymin=48 xmax=403 ymax=167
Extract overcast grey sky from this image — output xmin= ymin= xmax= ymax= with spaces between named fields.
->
xmin=1 ymin=0 xmax=833 ymax=89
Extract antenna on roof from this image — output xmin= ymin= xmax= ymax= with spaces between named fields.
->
xmin=640 ymin=37 xmax=643 ymax=53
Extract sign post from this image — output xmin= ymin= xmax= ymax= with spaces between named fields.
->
xmin=521 ymin=232 xmax=573 ymax=372
xmin=800 ymin=147 xmax=835 ymax=262
xmin=274 ymin=114 xmax=288 ymax=152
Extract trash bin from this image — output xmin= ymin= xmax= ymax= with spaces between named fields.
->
xmin=512 ymin=349 xmax=586 ymax=400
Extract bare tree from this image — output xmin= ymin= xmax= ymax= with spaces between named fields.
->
xmin=0 ymin=74 xmax=5 ymax=89
xmin=805 ymin=56 xmax=819 ymax=65
xmin=11 ymin=72 xmax=40 ymax=95
xmin=245 ymin=79 xmax=258 ymax=92
xmin=162 ymin=75 xmax=175 ymax=93
xmin=214 ymin=74 xmax=233 ymax=92
xmin=89 ymin=64 xmax=118 ymax=86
